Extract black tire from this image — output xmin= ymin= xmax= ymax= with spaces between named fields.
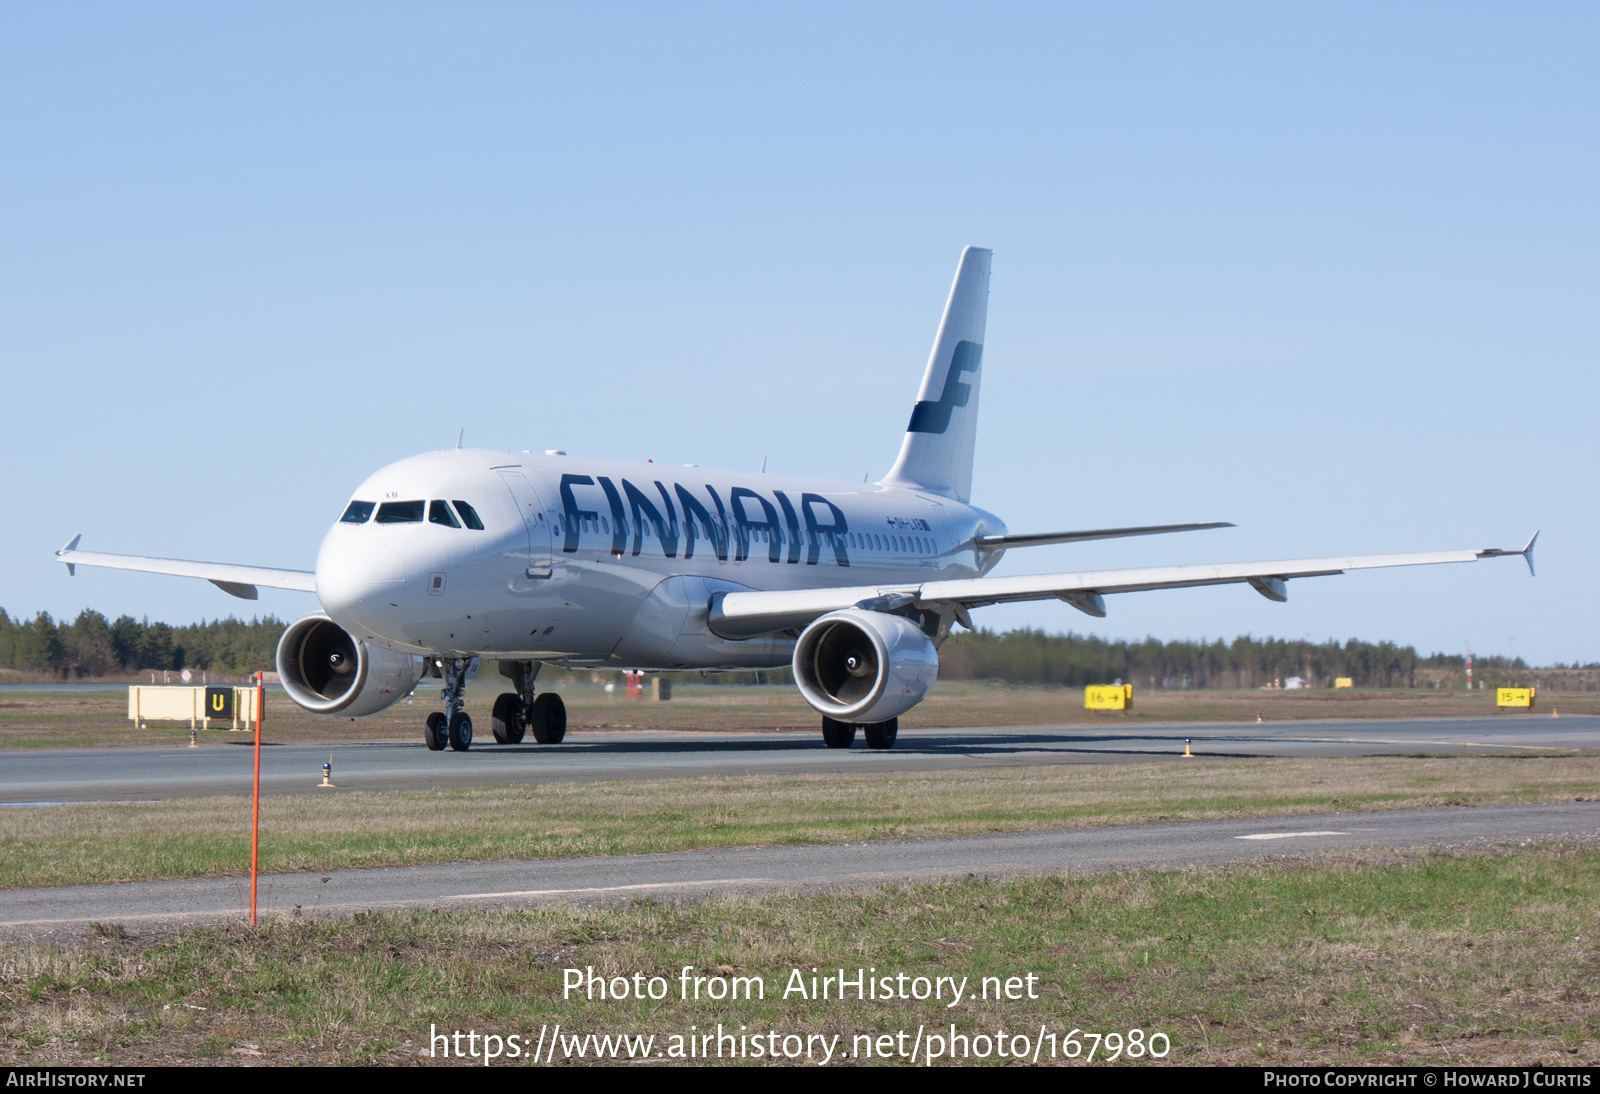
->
xmin=447 ymin=711 xmax=473 ymax=752
xmin=529 ymin=692 xmax=567 ymax=744
xmin=821 ymin=716 xmax=856 ymax=748
xmin=862 ymin=717 xmax=898 ymax=750
xmin=425 ymin=711 xmax=447 ymax=751
xmin=491 ymin=693 xmax=525 ymax=744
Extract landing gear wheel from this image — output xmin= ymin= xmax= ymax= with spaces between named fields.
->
xmin=528 ymin=693 xmax=567 ymax=744
xmin=447 ymin=711 xmax=473 ymax=752
xmin=425 ymin=711 xmax=448 ymax=750
xmin=862 ymin=717 xmax=898 ymax=750
xmin=491 ymin=693 xmax=525 ymax=744
xmin=821 ymin=716 xmax=856 ymax=749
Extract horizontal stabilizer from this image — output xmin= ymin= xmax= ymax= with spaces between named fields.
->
xmin=55 ymin=538 xmax=317 ymax=595
xmin=975 ymin=522 xmax=1233 ymax=550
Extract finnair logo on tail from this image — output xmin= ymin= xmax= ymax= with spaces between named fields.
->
xmin=906 ymin=340 xmax=982 ymax=435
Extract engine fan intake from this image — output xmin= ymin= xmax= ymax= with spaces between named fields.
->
xmin=276 ymin=612 xmax=425 ymax=717
xmin=792 ymin=608 xmax=939 ymax=724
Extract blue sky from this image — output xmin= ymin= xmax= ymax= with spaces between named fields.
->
xmin=2 ymin=3 xmax=1595 ymax=664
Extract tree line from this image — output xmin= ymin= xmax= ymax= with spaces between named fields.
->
xmin=0 ymin=607 xmax=1572 ymax=687
xmin=933 ymin=628 xmax=1542 ymax=688
xmin=0 ymin=609 xmax=284 ymax=678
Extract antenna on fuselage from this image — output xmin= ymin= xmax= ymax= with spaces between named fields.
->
xmin=760 ymin=455 xmax=767 ymax=473
xmin=455 ymin=428 xmax=463 ymax=450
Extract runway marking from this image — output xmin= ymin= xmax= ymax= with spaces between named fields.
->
xmin=448 ymin=878 xmax=775 ymax=900
xmin=1236 ymin=830 xmax=1348 ymax=841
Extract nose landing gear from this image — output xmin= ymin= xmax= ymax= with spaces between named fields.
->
xmin=421 ymin=656 xmax=478 ymax=752
xmin=446 ymin=710 xmax=473 ymax=751
xmin=425 ymin=711 xmax=447 ymax=751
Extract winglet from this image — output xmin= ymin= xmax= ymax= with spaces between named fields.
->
xmin=57 ymin=534 xmax=81 ymax=576
xmin=1476 ymin=532 xmax=1538 ymax=577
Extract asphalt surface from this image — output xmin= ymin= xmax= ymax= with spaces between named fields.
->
xmin=2 ymin=714 xmax=1595 ymax=804
xmin=3 ymin=802 xmax=1597 ymax=932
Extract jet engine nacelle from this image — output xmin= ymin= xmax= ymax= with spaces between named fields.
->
xmin=792 ymin=608 xmax=939 ymax=724
xmin=275 ymin=613 xmax=426 ymax=717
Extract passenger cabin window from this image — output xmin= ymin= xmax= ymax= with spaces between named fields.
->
xmin=374 ymin=500 xmax=425 ymax=524
xmin=428 ymin=500 xmax=461 ymax=528
xmin=452 ymin=501 xmax=485 ymax=530
xmin=340 ymin=500 xmax=375 ymax=524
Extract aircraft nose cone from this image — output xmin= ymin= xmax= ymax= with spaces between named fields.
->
xmin=315 ymin=531 xmax=406 ymax=629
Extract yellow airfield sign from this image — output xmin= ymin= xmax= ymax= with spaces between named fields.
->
xmin=1333 ymin=677 xmax=1354 ymax=689
xmin=1085 ymin=684 xmax=1133 ymax=711
xmin=1496 ymin=687 xmax=1536 ymax=710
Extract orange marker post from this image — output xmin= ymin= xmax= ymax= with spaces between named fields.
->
xmin=251 ymin=673 xmax=263 ymax=925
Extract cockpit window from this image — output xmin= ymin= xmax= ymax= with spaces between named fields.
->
xmin=340 ymin=500 xmax=375 ymax=524
xmin=374 ymin=500 xmax=425 ymax=524
xmin=428 ymin=500 xmax=461 ymax=528
xmin=452 ymin=500 xmax=485 ymax=530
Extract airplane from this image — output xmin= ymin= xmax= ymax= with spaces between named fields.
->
xmin=54 ymin=247 xmax=1537 ymax=752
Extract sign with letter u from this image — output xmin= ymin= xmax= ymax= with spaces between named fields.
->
xmin=205 ymin=686 xmax=234 ymax=720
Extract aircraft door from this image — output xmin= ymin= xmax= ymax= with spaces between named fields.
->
xmin=496 ymin=470 xmax=554 ymax=577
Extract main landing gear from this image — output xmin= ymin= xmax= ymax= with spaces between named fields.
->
xmin=821 ymin=715 xmax=898 ymax=750
xmin=422 ymin=657 xmax=568 ymax=752
xmin=493 ymin=660 xmax=567 ymax=746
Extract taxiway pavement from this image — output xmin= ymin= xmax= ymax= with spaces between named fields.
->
xmin=1 ymin=715 xmax=1594 ymax=804
xmin=2 ymin=802 xmax=1596 ymax=932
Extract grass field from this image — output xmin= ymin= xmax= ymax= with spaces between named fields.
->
xmin=5 ymin=687 xmax=1597 ymax=1067
xmin=1 ymin=681 xmax=1591 ymax=750
xmin=3 ymin=846 xmax=1598 ymax=1066
xmin=4 ymin=755 xmax=1599 ymax=890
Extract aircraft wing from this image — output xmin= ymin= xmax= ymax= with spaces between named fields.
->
xmin=54 ymin=536 xmax=317 ymax=600
xmin=974 ymin=521 xmax=1232 ymax=549
xmin=708 ymin=535 xmax=1537 ymax=639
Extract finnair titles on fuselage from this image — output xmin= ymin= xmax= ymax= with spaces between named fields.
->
xmin=56 ymin=247 xmax=1537 ymax=753
xmin=324 ymin=455 xmax=976 ymax=669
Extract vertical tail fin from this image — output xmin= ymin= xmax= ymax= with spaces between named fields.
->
xmin=881 ymin=246 xmax=992 ymax=502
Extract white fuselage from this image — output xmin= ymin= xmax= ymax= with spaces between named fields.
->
xmin=316 ymin=449 xmax=1007 ymax=669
